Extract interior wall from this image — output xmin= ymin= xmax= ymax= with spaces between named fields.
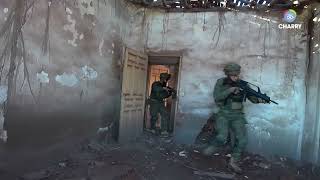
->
xmin=138 ymin=10 xmax=308 ymax=160
xmin=0 ymin=0 xmax=144 ymax=148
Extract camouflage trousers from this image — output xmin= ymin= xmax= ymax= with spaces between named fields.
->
xmin=209 ymin=111 xmax=247 ymax=161
xmin=149 ymin=102 xmax=169 ymax=131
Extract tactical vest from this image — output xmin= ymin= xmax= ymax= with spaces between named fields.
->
xmin=222 ymin=78 xmax=245 ymax=111
xmin=150 ymin=81 xmax=167 ymax=102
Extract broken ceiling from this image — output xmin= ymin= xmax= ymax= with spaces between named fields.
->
xmin=126 ymin=0 xmax=314 ymax=12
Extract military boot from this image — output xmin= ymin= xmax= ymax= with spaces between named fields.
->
xmin=201 ymin=145 xmax=219 ymax=156
xmin=150 ymin=129 xmax=156 ymax=135
xmin=194 ymin=143 xmax=209 ymax=151
xmin=145 ymin=128 xmax=156 ymax=135
xmin=228 ymin=157 xmax=242 ymax=173
xmin=160 ymin=131 xmax=169 ymax=138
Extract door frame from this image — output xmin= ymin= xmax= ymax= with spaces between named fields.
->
xmin=145 ymin=51 xmax=183 ymax=135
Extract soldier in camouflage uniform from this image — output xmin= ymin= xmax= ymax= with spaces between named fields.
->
xmin=149 ymin=73 xmax=174 ymax=137
xmin=202 ymin=63 xmax=267 ymax=172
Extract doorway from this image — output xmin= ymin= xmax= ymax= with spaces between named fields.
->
xmin=144 ymin=55 xmax=181 ymax=134
xmin=118 ymin=48 xmax=181 ymax=142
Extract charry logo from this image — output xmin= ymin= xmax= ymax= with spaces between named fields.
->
xmin=283 ymin=9 xmax=297 ymax=23
xmin=278 ymin=9 xmax=301 ymax=29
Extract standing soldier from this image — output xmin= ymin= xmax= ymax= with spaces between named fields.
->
xmin=202 ymin=63 xmax=268 ymax=173
xmin=149 ymin=73 xmax=175 ymax=137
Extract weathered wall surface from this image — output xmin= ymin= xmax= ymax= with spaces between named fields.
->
xmin=141 ymin=10 xmax=308 ymax=160
xmin=302 ymin=3 xmax=320 ymax=164
xmin=0 ymin=0 xmax=144 ymax=147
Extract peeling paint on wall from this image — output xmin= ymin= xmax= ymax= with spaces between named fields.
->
xmin=55 ymin=73 xmax=79 ymax=87
xmin=66 ymin=7 xmax=72 ymax=15
xmin=0 ymin=85 xmax=8 ymax=104
xmin=79 ymin=33 xmax=84 ymax=40
xmin=81 ymin=65 xmax=98 ymax=80
xmin=99 ymin=38 xmax=104 ymax=56
xmin=3 ymin=7 xmax=8 ymax=21
xmin=78 ymin=0 xmax=95 ymax=17
xmin=3 ymin=8 xmax=8 ymax=14
xmin=63 ymin=9 xmax=79 ymax=47
xmin=37 ymin=71 xmax=50 ymax=84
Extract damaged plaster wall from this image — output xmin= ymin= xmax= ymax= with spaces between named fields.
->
xmin=0 ymin=0 xmax=142 ymax=147
xmin=141 ymin=10 xmax=308 ymax=160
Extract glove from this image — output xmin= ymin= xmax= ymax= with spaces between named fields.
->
xmin=164 ymin=87 xmax=175 ymax=92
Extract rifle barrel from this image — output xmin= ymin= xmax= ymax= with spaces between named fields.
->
xmin=270 ymin=100 xmax=278 ymax=105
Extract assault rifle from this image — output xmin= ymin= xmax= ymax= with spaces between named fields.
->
xmin=165 ymin=86 xmax=177 ymax=99
xmin=237 ymin=80 xmax=278 ymax=105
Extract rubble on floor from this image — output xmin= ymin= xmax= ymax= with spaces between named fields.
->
xmin=1 ymin=134 xmax=319 ymax=180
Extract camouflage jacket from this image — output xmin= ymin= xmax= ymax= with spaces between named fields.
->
xmin=213 ymin=77 xmax=260 ymax=113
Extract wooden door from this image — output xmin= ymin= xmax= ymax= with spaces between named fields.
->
xmin=119 ymin=48 xmax=148 ymax=142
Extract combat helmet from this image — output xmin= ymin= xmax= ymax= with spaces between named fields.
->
xmin=223 ymin=63 xmax=241 ymax=76
xmin=160 ymin=73 xmax=171 ymax=80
